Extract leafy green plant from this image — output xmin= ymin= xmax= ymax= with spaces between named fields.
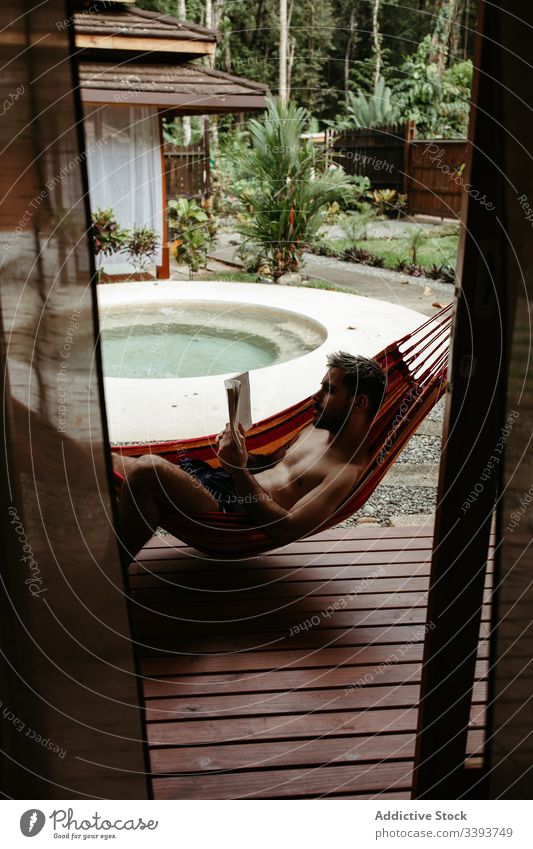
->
xmin=367 ymin=188 xmax=407 ymax=217
xmin=392 ymin=38 xmax=472 ymax=138
xmin=123 ymin=227 xmax=160 ymax=273
xmin=211 ymin=127 xmax=251 ymax=216
xmin=90 ymin=207 xmax=127 ymax=259
xmin=340 ymin=203 xmax=379 ymax=245
xmin=168 ymin=198 xmax=215 ymax=277
xmin=348 ymin=174 xmax=372 ymax=202
xmin=314 ymin=241 xmax=342 ymax=258
xmin=426 ymin=263 xmax=444 ymax=280
xmin=330 ymin=76 xmax=398 ymax=130
xmin=232 ymin=97 xmax=355 ymax=279
xmin=408 ymin=227 xmax=428 ymax=265
xmin=324 ymin=201 xmax=341 ymax=223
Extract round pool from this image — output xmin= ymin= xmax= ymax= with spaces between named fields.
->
xmin=98 ymin=281 xmax=427 ymax=443
xmin=100 ymin=301 xmax=327 ymax=379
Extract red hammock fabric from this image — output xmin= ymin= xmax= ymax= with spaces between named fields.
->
xmin=113 ymin=304 xmax=453 ymax=557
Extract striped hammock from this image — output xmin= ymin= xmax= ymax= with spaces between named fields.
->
xmin=113 ymin=304 xmax=453 ymax=557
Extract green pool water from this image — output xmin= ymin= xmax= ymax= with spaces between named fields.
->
xmin=101 ymin=302 xmax=326 ymax=379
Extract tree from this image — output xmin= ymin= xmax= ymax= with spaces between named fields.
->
xmin=430 ymin=0 xmax=460 ymax=79
xmin=285 ymin=0 xmax=334 ymax=115
xmin=371 ymin=0 xmax=382 ymax=89
xmin=344 ymin=5 xmax=358 ymax=102
xmin=177 ymin=0 xmax=192 ymax=144
xmin=279 ymin=0 xmax=288 ymax=103
xmin=136 ymin=0 xmax=478 ymax=129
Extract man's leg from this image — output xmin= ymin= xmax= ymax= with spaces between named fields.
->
xmin=115 ymin=454 xmax=220 ymax=560
xmin=112 ymin=452 xmax=139 ymax=480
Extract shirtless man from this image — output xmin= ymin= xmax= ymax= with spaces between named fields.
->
xmin=113 ymin=352 xmax=386 ymax=557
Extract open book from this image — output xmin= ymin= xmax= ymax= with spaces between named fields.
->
xmin=224 ymin=371 xmax=252 ymax=443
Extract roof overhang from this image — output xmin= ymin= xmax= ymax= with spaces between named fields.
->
xmin=73 ymin=5 xmax=219 ymax=57
xmin=79 ymin=62 xmax=269 ymax=114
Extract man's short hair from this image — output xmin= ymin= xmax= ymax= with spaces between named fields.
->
xmin=326 ymin=351 xmax=387 ymax=418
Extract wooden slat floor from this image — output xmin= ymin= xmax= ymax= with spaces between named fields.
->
xmin=129 ymin=524 xmax=492 ymax=800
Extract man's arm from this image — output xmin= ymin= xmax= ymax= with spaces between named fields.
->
xmin=215 ymin=421 xmax=358 ymax=546
xmin=229 ymin=463 xmax=358 ymax=546
xmin=246 ymin=445 xmax=287 ymax=472
xmin=246 ymin=431 xmax=303 ymax=472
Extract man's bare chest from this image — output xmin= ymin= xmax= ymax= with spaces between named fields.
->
xmin=281 ymin=438 xmax=334 ymax=490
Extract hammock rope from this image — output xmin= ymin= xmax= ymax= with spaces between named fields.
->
xmin=113 ymin=304 xmax=453 ymax=557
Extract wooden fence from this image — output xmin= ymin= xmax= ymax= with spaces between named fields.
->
xmin=407 ymin=139 xmax=468 ymax=217
xmin=164 ymin=136 xmax=210 ymax=201
xmin=331 ymin=124 xmax=407 ymax=194
xmin=332 ymin=125 xmax=468 ymax=219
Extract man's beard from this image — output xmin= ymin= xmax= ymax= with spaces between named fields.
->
xmin=313 ymin=407 xmax=343 ymax=433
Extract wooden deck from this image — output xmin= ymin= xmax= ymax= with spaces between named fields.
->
xmin=129 ymin=524 xmax=491 ymax=799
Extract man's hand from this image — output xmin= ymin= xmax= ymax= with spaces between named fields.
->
xmin=215 ymin=422 xmax=248 ymax=472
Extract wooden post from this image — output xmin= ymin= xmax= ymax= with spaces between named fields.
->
xmin=403 ymin=120 xmax=416 ymax=210
xmin=204 ymin=115 xmax=211 ymax=199
xmin=412 ymin=0 xmax=508 ymax=798
xmin=156 ymin=109 xmax=170 ymax=279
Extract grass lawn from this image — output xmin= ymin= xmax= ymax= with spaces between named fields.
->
xmin=323 ymin=234 xmax=459 ymax=270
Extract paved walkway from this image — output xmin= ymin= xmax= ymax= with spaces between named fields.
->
xmin=208 ymin=231 xmax=453 ymax=318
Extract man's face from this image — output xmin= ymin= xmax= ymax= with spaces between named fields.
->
xmin=313 ymin=367 xmax=356 ymax=432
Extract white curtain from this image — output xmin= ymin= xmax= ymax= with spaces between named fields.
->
xmin=83 ymin=105 xmax=163 ymax=267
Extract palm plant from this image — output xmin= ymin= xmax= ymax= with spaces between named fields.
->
xmin=340 ymin=203 xmax=378 ymax=246
xmin=233 ymin=98 xmax=355 ymax=279
xmin=332 ymin=76 xmax=398 ymax=130
xmin=409 ymin=226 xmax=428 ymax=265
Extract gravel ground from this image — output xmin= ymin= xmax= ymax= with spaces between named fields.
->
xmin=395 ymin=433 xmax=443 ymax=465
xmin=341 ymin=486 xmax=438 ymax=528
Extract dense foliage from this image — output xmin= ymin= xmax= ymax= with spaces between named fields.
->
xmin=140 ymin=0 xmax=477 ymax=134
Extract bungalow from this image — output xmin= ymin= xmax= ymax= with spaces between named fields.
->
xmin=75 ymin=1 xmax=268 ymax=276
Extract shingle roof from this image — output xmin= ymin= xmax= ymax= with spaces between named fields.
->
xmin=79 ymin=61 xmax=268 ymax=111
xmin=74 ymin=5 xmax=219 ymax=43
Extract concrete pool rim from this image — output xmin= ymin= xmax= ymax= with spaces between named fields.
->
xmin=98 ymin=280 xmax=427 ymax=443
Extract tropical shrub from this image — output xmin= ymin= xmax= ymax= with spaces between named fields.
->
xmin=211 ymin=127 xmax=251 ymax=216
xmin=90 ymin=207 xmax=127 ymax=258
xmin=392 ymin=38 xmax=472 ymax=137
xmin=367 ymin=188 xmax=407 ymax=217
xmin=123 ymin=227 xmax=160 ymax=273
xmin=232 ymin=98 xmax=355 ymax=279
xmin=168 ymin=198 xmax=215 ymax=276
xmin=340 ymin=203 xmax=379 ymax=245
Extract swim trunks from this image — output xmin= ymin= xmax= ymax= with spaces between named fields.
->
xmin=179 ymin=457 xmax=248 ymax=515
